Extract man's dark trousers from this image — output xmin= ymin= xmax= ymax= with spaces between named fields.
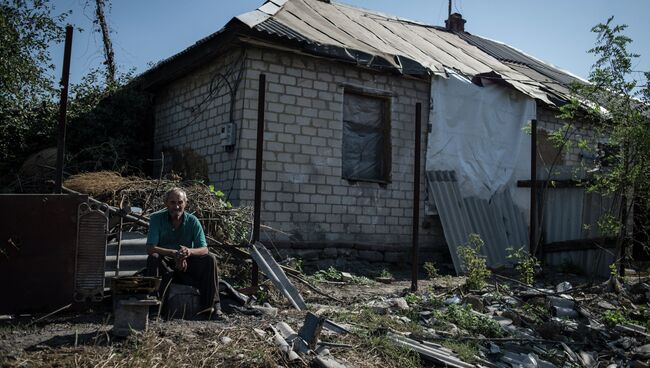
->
xmin=145 ymin=253 xmax=220 ymax=310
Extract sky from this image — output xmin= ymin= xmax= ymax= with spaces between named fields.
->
xmin=49 ymin=0 xmax=650 ymax=87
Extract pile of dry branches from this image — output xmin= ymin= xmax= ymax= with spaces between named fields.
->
xmin=64 ymin=171 xmax=252 ymax=245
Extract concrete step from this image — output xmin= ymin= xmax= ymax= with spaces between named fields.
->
xmin=106 ymin=254 xmax=149 ymax=263
xmin=105 ymin=269 xmax=140 ymax=278
xmin=107 ymin=232 xmax=148 ymax=256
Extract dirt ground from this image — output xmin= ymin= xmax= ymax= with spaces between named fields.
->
xmin=1 ymin=269 xmax=649 ymax=368
xmin=0 ymin=276 xmax=431 ymax=367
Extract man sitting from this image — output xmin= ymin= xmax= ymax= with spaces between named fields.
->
xmin=145 ymin=187 xmax=221 ymax=318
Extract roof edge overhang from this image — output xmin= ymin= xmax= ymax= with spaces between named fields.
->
xmin=133 ymin=17 xmax=431 ymax=92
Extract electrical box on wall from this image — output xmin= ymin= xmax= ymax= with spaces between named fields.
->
xmin=218 ymin=122 xmax=236 ymax=151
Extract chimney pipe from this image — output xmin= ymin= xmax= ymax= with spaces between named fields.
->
xmin=445 ymin=13 xmax=466 ymax=33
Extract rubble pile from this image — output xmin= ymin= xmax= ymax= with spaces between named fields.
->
xmin=307 ymin=271 xmax=650 ymax=368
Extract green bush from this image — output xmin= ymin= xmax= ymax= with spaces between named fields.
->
xmin=457 ymin=234 xmax=491 ymax=290
xmin=507 ymin=246 xmax=540 ymax=286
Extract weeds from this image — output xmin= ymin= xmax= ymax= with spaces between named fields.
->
xmin=423 ymin=261 xmax=438 ymax=279
xmin=507 ymin=246 xmax=540 ymax=286
xmin=310 ymin=266 xmax=373 ymax=285
xmin=522 ymin=302 xmax=548 ymax=324
xmin=404 ymin=293 xmax=419 ymax=305
xmin=457 ymin=234 xmax=491 ymax=290
xmin=329 ymin=308 xmax=421 ymax=368
xmin=434 ymin=304 xmax=503 ymax=338
xmin=379 ymin=269 xmax=393 ymax=279
xmin=601 ymin=310 xmax=628 ymax=327
xmin=312 ymin=266 xmax=344 ymax=281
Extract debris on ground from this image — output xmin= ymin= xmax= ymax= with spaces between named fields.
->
xmin=2 ymin=171 xmax=649 ymax=367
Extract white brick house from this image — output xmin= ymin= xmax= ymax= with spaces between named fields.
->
xmin=138 ymin=0 xmax=603 ymax=270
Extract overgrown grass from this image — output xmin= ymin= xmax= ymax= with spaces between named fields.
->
xmin=326 ymin=308 xmax=421 ymax=368
xmin=439 ymin=340 xmax=479 ymax=364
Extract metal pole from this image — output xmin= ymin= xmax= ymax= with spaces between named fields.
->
xmin=54 ymin=25 xmax=73 ymax=193
xmin=529 ymin=119 xmax=538 ymax=255
xmin=411 ymin=103 xmax=422 ymax=292
xmin=252 ymin=73 xmax=266 ymax=287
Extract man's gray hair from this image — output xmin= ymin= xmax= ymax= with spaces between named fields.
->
xmin=165 ymin=187 xmax=187 ymax=201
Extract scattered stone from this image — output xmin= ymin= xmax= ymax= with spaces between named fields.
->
xmin=492 ymin=316 xmax=513 ymax=327
xmin=598 ymin=301 xmax=617 ymax=310
xmin=444 ymin=295 xmax=461 ymax=305
xmin=388 ymin=297 xmax=409 ymax=311
xmin=340 ymin=272 xmax=353 ymax=282
xmin=556 ymin=281 xmax=573 ymax=293
xmin=548 ymin=296 xmax=575 ymax=309
xmin=634 ymin=344 xmax=650 ymax=359
xmin=221 ymin=336 xmax=233 ymax=345
xmin=552 ymin=306 xmax=579 ymax=319
xmin=462 ymin=295 xmax=484 ymax=312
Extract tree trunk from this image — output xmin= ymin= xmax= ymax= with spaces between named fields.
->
xmin=95 ymin=0 xmax=115 ymax=85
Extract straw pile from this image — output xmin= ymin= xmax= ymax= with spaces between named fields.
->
xmin=64 ymin=171 xmax=252 ymax=245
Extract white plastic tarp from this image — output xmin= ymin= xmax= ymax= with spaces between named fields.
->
xmin=427 ymin=72 xmax=535 ymax=205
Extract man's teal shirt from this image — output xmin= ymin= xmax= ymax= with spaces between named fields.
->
xmin=146 ymin=209 xmax=207 ymax=250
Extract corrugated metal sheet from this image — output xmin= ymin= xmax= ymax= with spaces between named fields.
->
xmin=493 ymin=189 xmax=528 ymax=251
xmin=464 ymin=196 xmax=509 ymax=268
xmin=234 ymin=0 xmax=584 ymax=105
xmin=258 ymin=0 xmax=557 ymax=104
xmin=255 ymin=18 xmax=312 ymax=44
xmin=139 ymin=0 xmax=588 ymax=105
xmin=426 ymin=170 xmax=470 ymax=273
xmin=427 ymin=171 xmax=528 ymax=274
xmin=458 ymin=33 xmax=581 ymax=87
xmin=543 ymin=188 xmax=585 ymax=243
xmin=582 ymin=191 xmax=620 ymax=238
xmin=544 ymin=248 xmax=616 ymax=278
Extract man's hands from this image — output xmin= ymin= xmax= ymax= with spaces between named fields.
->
xmin=174 ymin=245 xmax=191 ymax=272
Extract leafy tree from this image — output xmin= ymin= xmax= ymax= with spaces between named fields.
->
xmin=0 ymin=0 xmax=68 ymax=173
xmin=1 ymin=1 xmax=153 ymax=190
xmin=65 ymin=67 xmax=154 ymax=174
xmin=560 ymin=17 xmax=650 ymax=272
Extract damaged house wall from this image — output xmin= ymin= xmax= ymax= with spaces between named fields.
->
xmin=534 ymin=105 xmax=617 ymax=276
xmin=144 ymin=0 xmax=618 ymax=273
xmin=152 ymin=45 xmax=446 ymax=267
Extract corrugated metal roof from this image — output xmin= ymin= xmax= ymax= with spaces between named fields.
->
xmin=233 ymin=0 xmax=585 ymax=105
xmin=141 ymin=0 xmax=586 ymax=105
